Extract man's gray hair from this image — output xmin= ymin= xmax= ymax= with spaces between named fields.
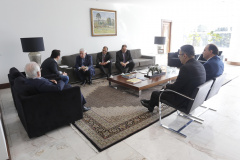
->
xmin=24 ymin=62 xmax=40 ymax=79
xmin=79 ymin=48 xmax=87 ymax=53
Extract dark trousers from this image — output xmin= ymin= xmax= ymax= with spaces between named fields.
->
xmin=96 ymin=62 xmax=112 ymax=76
xmin=75 ymin=69 xmax=91 ymax=82
xmin=149 ymin=90 xmax=174 ymax=109
xmin=149 ymin=90 xmax=187 ymax=110
xmin=149 ymin=91 xmax=162 ymax=109
xmin=115 ymin=61 xmax=135 ymax=73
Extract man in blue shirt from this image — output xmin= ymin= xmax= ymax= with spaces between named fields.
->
xmin=203 ymin=44 xmax=224 ymax=81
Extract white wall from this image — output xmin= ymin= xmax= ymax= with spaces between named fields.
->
xmin=0 ymin=0 xmax=175 ymax=84
xmin=1 ymin=0 xmax=239 ymax=84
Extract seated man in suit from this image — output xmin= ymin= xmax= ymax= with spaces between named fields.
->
xmin=41 ymin=49 xmax=69 ymax=84
xmin=96 ymin=46 xmax=112 ymax=78
xmin=25 ymin=62 xmax=90 ymax=112
xmin=141 ymin=45 xmax=206 ymax=112
xmin=202 ymin=44 xmax=224 ymax=81
xmin=115 ymin=44 xmax=135 ymax=74
xmin=75 ymin=48 xmax=95 ymax=85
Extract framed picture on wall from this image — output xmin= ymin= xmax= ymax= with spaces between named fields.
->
xmin=90 ymin=8 xmax=117 ymax=36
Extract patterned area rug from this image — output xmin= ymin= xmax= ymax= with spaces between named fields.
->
xmin=72 ymin=80 xmax=175 ymax=151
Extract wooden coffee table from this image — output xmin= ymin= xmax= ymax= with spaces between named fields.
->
xmin=108 ymin=71 xmax=178 ymax=96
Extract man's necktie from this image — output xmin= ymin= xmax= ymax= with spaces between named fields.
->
xmin=123 ymin=53 xmax=125 ymax=63
xmin=102 ymin=54 xmax=105 ymax=62
xmin=82 ymin=58 xmax=85 ymax=66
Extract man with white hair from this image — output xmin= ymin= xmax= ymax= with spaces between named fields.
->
xmin=75 ymin=48 xmax=95 ymax=85
xmin=25 ymin=62 xmax=91 ymax=112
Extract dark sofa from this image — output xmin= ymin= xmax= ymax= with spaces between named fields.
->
xmin=167 ymin=51 xmax=182 ymax=68
xmin=8 ymin=67 xmax=83 ymax=138
xmin=59 ymin=49 xmax=155 ymax=83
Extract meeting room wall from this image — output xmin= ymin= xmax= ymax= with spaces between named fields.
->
xmin=1 ymin=0 xmax=210 ymax=84
xmin=0 ymin=0 xmax=177 ymax=84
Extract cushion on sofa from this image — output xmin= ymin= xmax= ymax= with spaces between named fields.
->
xmin=89 ymin=53 xmax=98 ymax=65
xmin=61 ymin=53 xmax=79 ymax=68
xmin=109 ymin=51 xmax=117 ymax=62
xmin=130 ymin=49 xmax=141 ymax=59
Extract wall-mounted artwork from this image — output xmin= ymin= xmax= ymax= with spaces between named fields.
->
xmin=91 ymin=8 xmax=117 ymax=36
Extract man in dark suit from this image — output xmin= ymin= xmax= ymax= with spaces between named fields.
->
xmin=115 ymin=44 xmax=135 ymax=73
xmin=96 ymin=46 xmax=112 ymax=77
xmin=141 ymin=45 xmax=206 ymax=112
xmin=203 ymin=44 xmax=224 ymax=81
xmin=41 ymin=49 xmax=69 ymax=84
xmin=75 ymin=48 xmax=95 ymax=85
xmin=25 ymin=62 xmax=90 ymax=112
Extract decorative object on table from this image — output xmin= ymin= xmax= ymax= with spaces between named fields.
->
xmin=20 ymin=37 xmax=45 ymax=65
xmin=126 ymin=78 xmax=142 ymax=84
xmin=154 ymin=36 xmax=166 ymax=54
xmin=122 ymin=73 xmax=136 ymax=79
xmin=90 ymin=8 xmax=117 ymax=36
xmin=144 ymin=64 xmax=165 ymax=78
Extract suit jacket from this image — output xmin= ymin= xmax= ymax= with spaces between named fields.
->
xmin=116 ymin=50 xmax=133 ymax=64
xmin=25 ymin=78 xmax=67 ymax=93
xmin=96 ymin=52 xmax=112 ymax=64
xmin=41 ymin=57 xmax=60 ymax=77
xmin=75 ymin=54 xmax=95 ymax=76
xmin=163 ymin=58 xmax=206 ymax=109
xmin=204 ymin=55 xmax=224 ymax=81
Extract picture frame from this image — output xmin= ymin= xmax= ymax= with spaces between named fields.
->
xmin=90 ymin=8 xmax=117 ymax=36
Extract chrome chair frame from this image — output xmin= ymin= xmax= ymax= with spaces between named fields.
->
xmin=159 ymin=80 xmax=214 ymax=137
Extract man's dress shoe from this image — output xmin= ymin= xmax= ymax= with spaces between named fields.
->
xmin=88 ymin=79 xmax=92 ymax=85
xmin=83 ymin=106 xmax=91 ymax=112
xmin=140 ymin=100 xmax=154 ymax=112
xmin=80 ymin=81 xmax=86 ymax=85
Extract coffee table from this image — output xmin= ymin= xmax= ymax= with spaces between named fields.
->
xmin=108 ymin=70 xmax=178 ymax=96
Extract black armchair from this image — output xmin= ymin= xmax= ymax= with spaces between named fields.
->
xmin=8 ymin=67 xmax=83 ymax=138
xmin=159 ymin=80 xmax=214 ymax=137
xmin=167 ymin=52 xmax=182 ymax=68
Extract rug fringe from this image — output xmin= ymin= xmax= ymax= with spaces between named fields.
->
xmin=70 ymin=123 xmax=99 ymax=153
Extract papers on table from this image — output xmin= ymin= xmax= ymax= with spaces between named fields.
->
xmin=59 ymin=65 xmax=69 ymax=68
xmin=126 ymin=78 xmax=142 ymax=84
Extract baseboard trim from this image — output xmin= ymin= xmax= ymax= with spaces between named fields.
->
xmin=226 ymin=61 xmax=240 ymax=66
xmin=0 ymin=83 xmax=10 ymax=89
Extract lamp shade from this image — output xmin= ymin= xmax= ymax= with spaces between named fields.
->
xmin=154 ymin=37 xmax=166 ymax=45
xmin=20 ymin=37 xmax=45 ymax=52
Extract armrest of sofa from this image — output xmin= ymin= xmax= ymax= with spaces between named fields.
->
xmin=19 ymin=86 xmax=83 ymax=137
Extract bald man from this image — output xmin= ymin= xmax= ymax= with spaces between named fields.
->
xmin=202 ymin=44 xmax=224 ymax=81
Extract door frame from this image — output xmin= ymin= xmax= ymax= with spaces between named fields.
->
xmin=161 ymin=19 xmax=172 ymax=53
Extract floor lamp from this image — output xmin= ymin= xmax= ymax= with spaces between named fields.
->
xmin=20 ymin=37 xmax=45 ymax=66
xmin=154 ymin=37 xmax=166 ymax=54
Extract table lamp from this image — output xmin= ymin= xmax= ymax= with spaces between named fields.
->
xmin=154 ymin=37 xmax=166 ymax=54
xmin=20 ymin=37 xmax=45 ymax=65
